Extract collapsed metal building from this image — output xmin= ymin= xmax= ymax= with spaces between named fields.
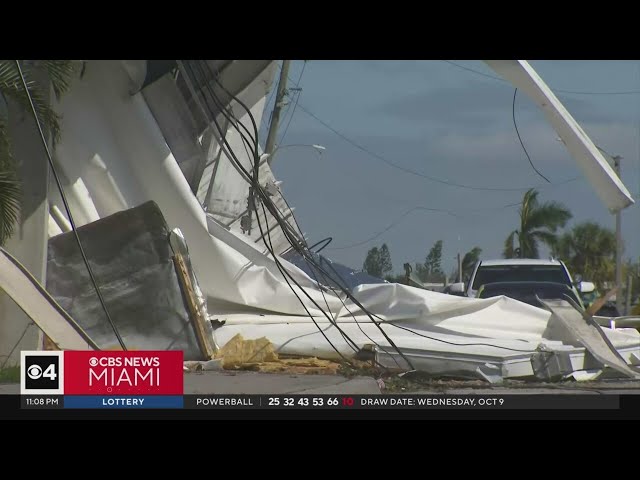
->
xmin=1 ymin=60 xmax=639 ymax=383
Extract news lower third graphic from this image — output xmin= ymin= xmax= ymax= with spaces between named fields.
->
xmin=20 ymin=350 xmax=184 ymax=409
xmin=18 ymin=350 xmax=622 ymax=411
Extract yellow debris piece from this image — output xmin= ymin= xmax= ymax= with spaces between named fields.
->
xmin=216 ymin=334 xmax=278 ymax=368
xmin=247 ymin=357 xmax=340 ymax=375
xmin=216 ymin=334 xmax=341 ymax=374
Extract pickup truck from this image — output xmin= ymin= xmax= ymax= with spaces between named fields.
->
xmin=463 ymin=258 xmax=583 ymax=308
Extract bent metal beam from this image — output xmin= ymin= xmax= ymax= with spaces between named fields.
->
xmin=484 ymin=60 xmax=635 ymax=213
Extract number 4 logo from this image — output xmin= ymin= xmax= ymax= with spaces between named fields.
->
xmin=43 ymin=364 xmax=57 ymax=381
xmin=20 ymin=351 xmax=64 ymax=395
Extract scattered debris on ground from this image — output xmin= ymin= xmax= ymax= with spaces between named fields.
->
xmin=182 ymin=333 xmax=343 ymax=375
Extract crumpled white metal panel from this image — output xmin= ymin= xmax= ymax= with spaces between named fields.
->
xmin=485 ymin=60 xmax=634 ymax=213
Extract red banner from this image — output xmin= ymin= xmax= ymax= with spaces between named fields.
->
xmin=64 ymin=351 xmax=183 ymax=395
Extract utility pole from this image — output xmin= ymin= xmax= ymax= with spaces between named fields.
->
xmin=614 ymin=155 xmax=624 ymax=315
xmin=242 ymin=60 xmax=290 ymax=236
xmin=457 ymin=253 xmax=462 ymax=283
xmin=626 ymin=273 xmax=633 ymax=316
xmin=264 ymin=60 xmax=291 ymax=162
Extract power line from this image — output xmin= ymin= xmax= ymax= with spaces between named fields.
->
xmin=328 ymin=201 xmax=523 ymax=251
xmin=442 ymin=60 xmax=507 ymax=83
xmin=512 ymin=88 xmax=551 ymax=183
xmin=443 ymin=60 xmax=640 ymax=95
xmin=296 ymin=102 xmax=579 ymax=191
xmin=329 ymin=207 xmax=459 ymax=250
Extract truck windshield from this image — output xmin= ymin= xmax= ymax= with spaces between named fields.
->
xmin=472 ymin=265 xmax=570 ymax=290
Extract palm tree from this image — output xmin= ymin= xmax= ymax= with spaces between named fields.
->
xmin=0 ymin=60 xmax=80 ymax=245
xmin=552 ymin=222 xmax=615 ymax=287
xmin=503 ymin=188 xmax=572 ymax=259
xmin=461 ymin=246 xmax=482 ymax=282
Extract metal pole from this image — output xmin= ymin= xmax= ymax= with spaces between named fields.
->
xmin=614 ymin=156 xmax=623 ymax=315
xmin=264 ymin=60 xmax=291 ymax=160
xmin=626 ymin=273 xmax=633 ymax=316
xmin=457 ymin=253 xmax=462 ymax=283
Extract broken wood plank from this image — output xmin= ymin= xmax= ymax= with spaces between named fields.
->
xmin=173 ymin=253 xmax=216 ymax=360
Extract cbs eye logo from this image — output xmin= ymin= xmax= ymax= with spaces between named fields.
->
xmin=24 ymin=355 xmax=59 ymax=390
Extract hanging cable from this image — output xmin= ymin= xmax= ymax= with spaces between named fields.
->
xmin=261 ymin=202 xmax=405 ymax=369
xmin=307 ymin=253 xmax=405 ymax=369
xmin=262 ymin=205 xmax=361 ymax=355
xmin=308 ymin=237 xmax=332 ymax=253
xmin=296 ymin=102 xmax=576 ymax=191
xmin=14 ymin=60 xmax=126 ymax=351
xmin=181 ymin=60 xmax=363 ymax=363
xmin=257 ymin=203 xmax=357 ymax=362
xmin=201 ymin=59 xmax=415 ymax=368
xmin=187 ymin=60 xmax=305 ymax=247
xmin=208 ymin=65 xmax=416 ymax=369
xmin=512 ymin=88 xmax=551 ymax=183
xmin=185 ymin=59 xmax=416 ymax=370
xmin=309 ymin=254 xmax=405 ymax=370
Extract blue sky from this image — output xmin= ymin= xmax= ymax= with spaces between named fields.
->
xmin=264 ymin=60 xmax=640 ymax=276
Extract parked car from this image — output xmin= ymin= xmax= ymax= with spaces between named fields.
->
xmin=476 ymin=281 xmax=583 ymax=310
xmin=466 ymin=258 xmax=581 ymax=302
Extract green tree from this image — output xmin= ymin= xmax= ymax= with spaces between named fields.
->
xmin=425 ymin=240 xmax=443 ymax=276
xmin=0 ymin=60 xmax=80 ymax=245
xmin=503 ymin=188 xmax=572 ymax=259
xmin=461 ymin=247 xmax=482 ymax=283
xmin=363 ymin=243 xmax=393 ymax=278
xmin=552 ymin=221 xmax=616 ymax=288
xmin=415 ymin=240 xmax=444 ymax=282
xmin=379 ymin=243 xmax=392 ymax=277
xmin=363 ymin=246 xmax=381 ymax=277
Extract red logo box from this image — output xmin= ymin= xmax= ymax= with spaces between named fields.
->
xmin=64 ymin=351 xmax=183 ymax=395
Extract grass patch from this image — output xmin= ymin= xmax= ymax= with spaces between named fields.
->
xmin=0 ymin=365 xmax=20 ymax=383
